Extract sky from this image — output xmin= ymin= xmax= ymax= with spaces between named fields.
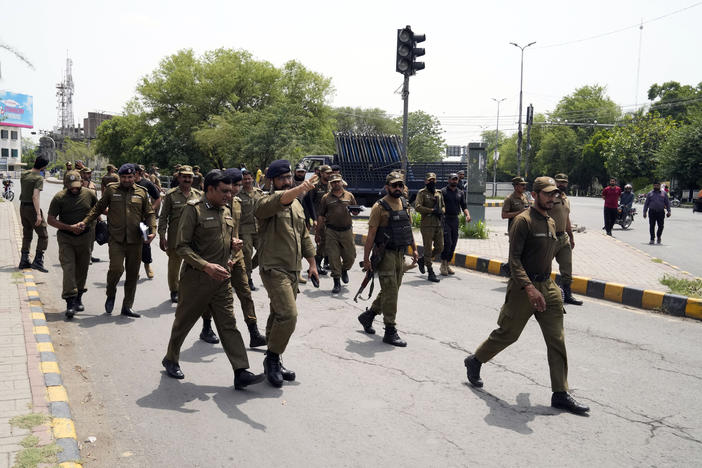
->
xmin=1 ymin=0 xmax=701 ymax=146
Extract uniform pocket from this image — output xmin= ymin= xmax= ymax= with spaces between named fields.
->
xmin=202 ymin=220 xmax=219 ymax=229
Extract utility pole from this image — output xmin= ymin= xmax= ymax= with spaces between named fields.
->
xmin=524 ymin=104 xmax=534 ymax=179
xmin=491 ymin=98 xmax=506 ymax=197
xmin=401 ymin=74 xmax=410 ymax=174
xmin=396 ymin=25 xmax=425 ymax=174
xmin=510 ymin=41 xmax=535 ymax=177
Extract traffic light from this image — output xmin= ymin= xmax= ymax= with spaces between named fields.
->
xmin=396 ymin=26 xmax=426 ymax=75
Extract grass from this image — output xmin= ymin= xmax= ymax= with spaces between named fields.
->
xmin=651 ymin=258 xmax=663 ymax=263
xmin=9 ymin=413 xmax=62 ymax=468
xmin=659 ymin=275 xmax=702 ymax=298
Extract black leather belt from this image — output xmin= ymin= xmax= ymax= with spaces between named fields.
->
xmin=556 ymin=231 xmax=566 ymax=236
xmin=326 ymin=225 xmax=351 ymax=232
xmin=527 ymin=272 xmax=551 ymax=282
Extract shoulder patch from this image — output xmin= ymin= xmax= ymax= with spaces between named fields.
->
xmin=166 ymin=187 xmax=178 ymax=196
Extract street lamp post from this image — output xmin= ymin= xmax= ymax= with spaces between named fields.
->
xmin=491 ymin=98 xmax=506 ymax=197
xmin=510 ymin=41 xmax=535 ymax=177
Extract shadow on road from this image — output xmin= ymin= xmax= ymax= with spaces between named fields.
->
xmin=467 ymin=386 xmax=557 ymax=434
xmin=139 ymin=299 xmax=176 ymax=318
xmin=344 ymin=335 xmax=396 ymax=358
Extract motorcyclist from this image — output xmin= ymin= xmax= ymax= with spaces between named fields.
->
xmin=620 ymin=184 xmax=634 ymax=218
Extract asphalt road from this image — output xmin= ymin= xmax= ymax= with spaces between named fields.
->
xmin=17 ymin=181 xmax=702 ymax=467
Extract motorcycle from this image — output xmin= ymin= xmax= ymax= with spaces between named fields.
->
xmin=635 ymin=193 xmax=646 ymax=204
xmin=670 ymin=196 xmax=681 ymax=208
xmin=616 ymin=204 xmax=636 ymax=230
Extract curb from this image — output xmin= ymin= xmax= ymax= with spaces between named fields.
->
xmin=9 ymin=205 xmax=83 ymax=467
xmin=352 ymin=233 xmax=702 ymax=321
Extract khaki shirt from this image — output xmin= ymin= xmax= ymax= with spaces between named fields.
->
xmin=238 ymin=187 xmax=264 ymax=234
xmin=83 ymin=182 xmax=156 ymax=244
xmin=229 ymin=197 xmax=245 ymax=262
xmin=320 ymin=189 xmax=356 ymax=228
xmin=549 ymin=191 xmax=570 ymax=233
xmin=192 ymin=172 xmax=204 ymax=191
xmin=101 ymin=173 xmax=119 ymax=191
xmin=503 ymin=191 xmax=530 ymax=229
xmin=415 ymin=187 xmax=445 ymax=227
xmin=255 ymin=191 xmax=316 ymax=272
xmin=48 ymin=188 xmax=97 ymax=227
xmin=176 ymin=196 xmax=235 ymax=271
xmin=310 ymin=181 xmax=330 ymax=214
xmin=509 ymin=207 xmax=558 ymax=289
xmin=368 ymin=195 xmax=408 ymax=229
xmin=149 ymin=173 xmax=162 ymax=190
xmin=19 ymin=170 xmax=43 ymax=203
xmin=158 ymin=186 xmax=202 ymax=249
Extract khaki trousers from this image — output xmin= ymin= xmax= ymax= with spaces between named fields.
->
xmin=230 ymin=258 xmax=257 ymax=324
xmin=20 ymin=204 xmax=48 ymax=252
xmin=420 ymin=225 xmax=443 ymax=268
xmin=166 ymin=248 xmax=182 ymax=293
xmin=260 ymin=268 xmax=299 ymax=355
xmin=240 ymin=232 xmax=259 ymax=276
xmin=370 ymin=249 xmax=405 ymax=327
xmin=57 ymin=232 xmax=92 ymax=299
xmin=325 ymin=228 xmax=356 ymax=278
xmin=106 ymin=241 xmax=142 ymax=308
xmin=554 ymin=234 xmax=573 ymax=285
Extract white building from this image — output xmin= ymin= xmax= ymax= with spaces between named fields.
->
xmin=0 ymin=124 xmax=23 ymax=172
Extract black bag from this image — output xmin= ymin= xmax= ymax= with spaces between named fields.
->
xmin=95 ymin=220 xmax=109 ymax=245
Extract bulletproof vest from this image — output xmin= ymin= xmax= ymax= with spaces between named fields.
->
xmin=377 ymin=198 xmax=413 ymax=249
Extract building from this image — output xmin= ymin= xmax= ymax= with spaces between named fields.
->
xmin=0 ymin=125 xmax=23 ymax=172
xmin=83 ymin=112 xmax=113 ymax=139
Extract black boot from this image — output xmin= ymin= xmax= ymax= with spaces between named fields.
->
xmin=200 ymin=318 xmax=220 ymax=344
xmin=427 ymin=266 xmax=440 ymax=283
xmin=382 ymin=325 xmax=407 ymax=347
xmin=464 ymin=355 xmax=483 ymax=388
xmin=170 ymin=291 xmax=178 ymax=303
xmin=551 ymin=391 xmax=590 ymax=414
xmin=280 ymin=357 xmax=296 ymax=382
xmin=247 ymin=322 xmax=267 ymax=348
xmin=315 ymin=255 xmax=328 ymax=275
xmin=341 ymin=269 xmax=349 ymax=284
xmin=357 ymin=308 xmax=376 ymax=334
xmin=105 ymin=296 xmax=115 ymax=314
xmin=248 ymin=278 xmax=258 ymax=291
xmin=74 ymin=292 xmax=85 ymax=312
xmin=563 ymin=284 xmax=583 ymax=306
xmin=332 ymin=277 xmax=341 ymax=294
xmin=162 ymin=358 xmax=184 ymax=379
xmin=417 ymin=257 xmax=425 ymax=274
xmin=65 ymin=297 xmax=76 ymax=319
xmin=120 ymin=306 xmax=141 ymax=318
xmin=30 ymin=251 xmax=48 ymax=273
xmin=234 ymin=369 xmax=265 ymax=390
xmin=264 ymin=351 xmax=283 ymax=388
xmin=18 ymin=251 xmax=31 ymax=269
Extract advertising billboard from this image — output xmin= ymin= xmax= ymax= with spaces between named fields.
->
xmin=0 ymin=91 xmax=34 ymax=129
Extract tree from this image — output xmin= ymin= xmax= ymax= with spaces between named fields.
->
xmin=648 ymin=81 xmax=702 ymax=123
xmin=95 ymin=113 xmax=154 ymax=168
xmin=534 ymin=126 xmax=580 ymax=180
xmin=657 ymin=115 xmax=702 ymax=189
xmin=333 ymin=107 xmax=400 ymax=134
xmin=395 ymin=111 xmax=445 ymax=162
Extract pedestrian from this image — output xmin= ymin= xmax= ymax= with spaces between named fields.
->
xmin=457 ymin=170 xmax=467 ymax=191
xmin=162 ymin=169 xmax=265 ymax=390
xmin=255 ymin=160 xmax=319 ymax=388
xmin=439 ymin=173 xmax=471 ymax=276
xmin=170 ymin=164 xmax=182 ymax=189
xmin=135 ymin=165 xmax=162 ymax=279
xmin=464 ymin=176 xmax=590 ymax=415
xmin=552 ymin=174 xmax=583 ymax=305
xmin=158 ymin=165 xmax=201 ymax=304
xmin=602 ymin=177 xmax=621 ymax=236
xmin=18 ymin=156 xmax=50 ymax=272
xmin=317 ymin=173 xmax=357 ymax=294
xmin=330 ymin=164 xmax=348 ymax=188
xmin=620 ymin=184 xmax=634 ymax=218
xmin=192 ymin=165 xmax=204 ymax=191
xmin=293 ymin=164 xmax=314 ymax=284
xmin=79 ymin=167 xmax=101 ymax=264
xmin=101 ymin=164 xmax=119 ymax=193
xmin=357 ymin=171 xmax=418 ymax=347
xmin=46 ymin=171 xmax=97 ymax=318
xmin=149 ymin=165 xmax=162 ymax=192
xmin=643 ymin=180 xmax=671 ymax=245
xmin=238 ymin=169 xmax=264 ymax=291
xmin=305 ymin=164 xmax=333 ymax=275
xmin=81 ymin=163 xmax=156 ymax=317
xmin=414 ymin=172 xmax=444 ymax=283
xmin=502 ymin=176 xmax=529 ymax=232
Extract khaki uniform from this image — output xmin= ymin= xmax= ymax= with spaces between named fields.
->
xmin=238 ymin=187 xmax=263 ymax=277
xmin=149 ymin=173 xmax=162 ymax=191
xmin=309 ymin=181 xmax=330 ymax=259
xmin=255 ymin=191 xmax=316 ymax=354
xmin=83 ymin=182 xmax=156 ymax=308
xmin=229 ymin=197 xmax=258 ymax=325
xmin=502 ymin=191 xmax=530 ymax=230
xmin=165 ymin=197 xmax=249 ymax=371
xmin=192 ymin=171 xmax=204 ymax=191
xmin=101 ymin=173 xmax=119 ymax=193
xmin=19 ymin=170 xmax=48 ymax=253
xmin=474 ymin=207 xmax=568 ymax=392
xmin=319 ymin=189 xmax=357 ymax=278
xmin=48 ymin=188 xmax=97 ymax=298
xmin=550 ymin=192 xmax=573 ymax=285
xmin=414 ymin=187 xmax=445 ymax=268
xmin=158 ymin=186 xmax=202 ymax=293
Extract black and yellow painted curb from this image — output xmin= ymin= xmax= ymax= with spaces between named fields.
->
xmin=483 ymin=200 xmax=503 ymax=207
xmin=352 ymin=233 xmax=702 ymax=320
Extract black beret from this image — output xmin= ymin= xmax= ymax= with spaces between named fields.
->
xmin=222 ymin=168 xmax=243 ymax=183
xmin=266 ymin=159 xmax=291 ymax=179
xmin=118 ymin=163 xmax=135 ymax=175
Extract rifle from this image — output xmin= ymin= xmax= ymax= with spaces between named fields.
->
xmin=353 ymin=232 xmax=390 ymax=302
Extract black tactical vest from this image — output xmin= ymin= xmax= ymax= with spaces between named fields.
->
xmin=376 ymin=198 xmax=413 ymax=249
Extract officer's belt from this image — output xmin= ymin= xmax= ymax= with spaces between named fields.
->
xmin=527 ymin=272 xmax=551 ymax=282
xmin=556 ymin=231 xmax=566 ymax=236
xmin=326 ymin=225 xmax=351 ymax=232
xmin=59 ymin=228 xmax=90 ymax=237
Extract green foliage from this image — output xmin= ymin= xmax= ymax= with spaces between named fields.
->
xmin=10 ymin=413 xmax=48 ymax=429
xmin=534 ymin=126 xmax=579 ymax=179
xmin=396 ymin=110 xmax=445 ymax=162
xmin=660 ymin=274 xmax=702 ymax=298
xmin=411 ymin=211 xmax=421 ymax=228
xmin=657 ymin=114 xmax=702 ymax=187
xmin=333 ymin=107 xmax=400 ymax=134
xmin=460 ymin=218 xmax=489 ymax=239
xmin=648 ymin=81 xmax=702 ymax=123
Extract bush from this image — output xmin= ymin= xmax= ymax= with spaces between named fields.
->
xmin=659 ymin=275 xmax=702 ymax=298
xmin=460 ymin=219 xmax=489 ymax=239
xmin=411 ymin=210 xmax=421 ymax=228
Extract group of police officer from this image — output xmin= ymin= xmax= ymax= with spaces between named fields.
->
xmin=17 ymin=157 xmax=589 ymax=412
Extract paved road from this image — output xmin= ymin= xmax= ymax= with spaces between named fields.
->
xmin=19 ymin=181 xmax=702 ymax=467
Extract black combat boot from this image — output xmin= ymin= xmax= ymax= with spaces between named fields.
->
xmin=417 ymin=257 xmax=425 ymax=274
xmin=341 ymin=269 xmax=349 ymax=284
xmin=357 ymin=308 xmax=376 ymax=334
xmin=315 ymin=255 xmax=328 ymax=275
xmin=120 ymin=306 xmax=141 ymax=318
xmin=65 ymin=297 xmax=76 ymax=319
xmin=279 ymin=357 xmax=296 ymax=382
xmin=332 ymin=277 xmax=341 ymax=294
xmin=170 ymin=291 xmax=178 ymax=303
xmin=234 ymin=369 xmax=265 ymax=390
xmin=551 ymin=392 xmax=590 ymax=414
xmin=18 ymin=251 xmax=31 ymax=269
xmin=30 ymin=251 xmax=48 ymax=273
xmin=562 ymin=284 xmax=583 ymax=306
xmin=464 ymin=355 xmax=483 ymax=388
xmin=248 ymin=278 xmax=258 ymax=291
xmin=263 ymin=351 xmax=283 ymax=388
xmin=382 ymin=325 xmax=407 ymax=347
xmin=247 ymin=322 xmax=266 ymax=348
xmin=105 ymin=296 xmax=115 ymax=314
xmin=74 ymin=292 xmax=85 ymax=312
xmin=427 ymin=266 xmax=440 ymax=283
xmin=200 ymin=318 xmax=220 ymax=344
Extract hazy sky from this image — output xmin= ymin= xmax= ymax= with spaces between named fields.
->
xmin=2 ymin=0 xmax=701 ymax=145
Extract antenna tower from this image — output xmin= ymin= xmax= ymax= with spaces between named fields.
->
xmin=56 ymin=56 xmax=75 ymax=134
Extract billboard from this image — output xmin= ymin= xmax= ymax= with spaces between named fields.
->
xmin=0 ymin=91 xmax=34 ymax=129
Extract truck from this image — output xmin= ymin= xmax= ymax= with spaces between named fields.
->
xmin=299 ymin=132 xmax=466 ymax=206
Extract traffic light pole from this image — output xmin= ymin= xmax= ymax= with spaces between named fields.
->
xmin=401 ymin=74 xmax=410 ymax=174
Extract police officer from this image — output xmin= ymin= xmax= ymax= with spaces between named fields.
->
xmin=238 ymin=169 xmax=264 ymax=291
xmin=81 ymin=163 xmax=156 ymax=317
xmin=170 ymin=164 xmax=182 ymax=189
xmin=317 ymin=173 xmax=357 ymax=294
xmin=158 ymin=165 xmax=201 ymax=303
xmin=79 ymin=167 xmax=100 ymax=264
xmin=464 ymin=176 xmax=590 ymax=415
xmin=101 ymin=164 xmax=119 ymax=193
xmin=552 ymin=173 xmax=583 ymax=305
xmin=502 ymin=176 xmax=530 ymax=231
xmin=18 ymin=157 xmax=50 ymax=272
xmin=440 ymin=173 xmax=471 ymax=276
xmin=135 ymin=165 xmax=162 ymax=279
xmin=162 ymin=170 xmax=265 ymax=390
xmin=357 ymin=172 xmax=419 ymax=347
xmin=414 ymin=172 xmax=444 ymax=283
xmin=192 ymin=165 xmax=204 ymax=191
xmin=255 ymin=160 xmax=319 ymax=388
xmin=306 ymin=164 xmax=332 ymax=275
xmin=149 ymin=165 xmax=162 ymax=192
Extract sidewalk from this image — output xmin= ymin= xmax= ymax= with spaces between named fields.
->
xmin=0 ymin=199 xmax=82 ymax=468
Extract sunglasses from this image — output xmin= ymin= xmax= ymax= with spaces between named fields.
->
xmin=390 ymin=182 xmax=405 ymax=188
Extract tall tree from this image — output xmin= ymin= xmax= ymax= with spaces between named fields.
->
xmin=648 ymin=81 xmax=702 ymax=123
xmin=657 ymin=114 xmax=702 ymax=189
xmin=333 ymin=107 xmax=400 ymax=134
xmin=395 ymin=111 xmax=445 ymax=162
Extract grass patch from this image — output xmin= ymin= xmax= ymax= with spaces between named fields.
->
xmin=659 ymin=275 xmax=702 ymax=298
xmin=651 ymin=258 xmax=663 ymax=263
xmin=10 ymin=413 xmax=48 ymax=430
xmin=10 ymin=413 xmax=62 ymax=468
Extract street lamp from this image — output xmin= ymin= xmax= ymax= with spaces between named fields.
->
xmin=510 ymin=41 xmax=535 ymax=177
xmin=491 ymin=98 xmax=506 ymax=197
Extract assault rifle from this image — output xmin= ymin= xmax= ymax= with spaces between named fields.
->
xmin=353 ymin=232 xmax=390 ymax=302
